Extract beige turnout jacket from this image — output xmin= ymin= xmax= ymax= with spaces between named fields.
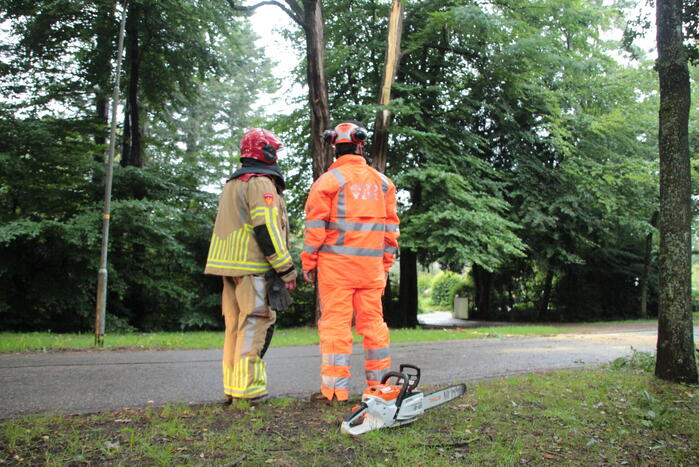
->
xmin=205 ymin=176 xmax=296 ymax=282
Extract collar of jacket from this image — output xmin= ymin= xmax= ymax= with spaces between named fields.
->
xmin=329 ymin=154 xmax=366 ymax=170
xmin=229 ymin=158 xmax=285 ymax=189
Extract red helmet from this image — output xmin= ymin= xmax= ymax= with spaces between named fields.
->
xmin=240 ymin=128 xmax=283 ymax=164
xmin=323 ymin=122 xmax=368 ymax=146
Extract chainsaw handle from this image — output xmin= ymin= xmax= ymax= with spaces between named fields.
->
xmin=380 ymin=371 xmax=410 ymax=407
xmin=399 ymin=364 xmax=421 ymax=391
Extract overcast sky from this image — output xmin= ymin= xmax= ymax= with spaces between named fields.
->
xmin=250 ymin=5 xmax=303 ymax=117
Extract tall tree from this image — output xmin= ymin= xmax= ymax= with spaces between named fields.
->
xmin=654 ymin=0 xmax=697 ymax=383
xmin=0 ymin=1 xmax=274 ymax=332
xmin=227 ymin=0 xmax=334 ymax=178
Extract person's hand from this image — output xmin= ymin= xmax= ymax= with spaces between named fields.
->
xmin=384 ymin=271 xmax=389 ymax=282
xmin=285 ymin=279 xmax=297 ymax=293
xmin=303 ymin=269 xmax=316 ymax=284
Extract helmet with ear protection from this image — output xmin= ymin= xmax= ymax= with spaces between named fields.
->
xmin=323 ymin=122 xmax=368 ymax=146
xmin=240 ymin=128 xmax=283 ymax=164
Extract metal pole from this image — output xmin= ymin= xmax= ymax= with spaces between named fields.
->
xmin=95 ymin=0 xmax=129 ymax=346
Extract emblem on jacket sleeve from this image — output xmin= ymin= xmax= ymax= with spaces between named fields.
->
xmin=263 ymin=193 xmax=274 ymax=206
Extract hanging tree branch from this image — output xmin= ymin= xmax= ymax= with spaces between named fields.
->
xmin=225 ymin=0 xmax=304 ymax=27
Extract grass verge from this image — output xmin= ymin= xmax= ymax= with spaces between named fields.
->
xmin=2 ymin=359 xmax=697 ymax=466
xmin=2 ymin=312 xmax=695 ymax=353
xmin=0 ymin=325 xmax=570 ymax=354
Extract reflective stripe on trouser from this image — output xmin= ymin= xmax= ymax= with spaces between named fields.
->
xmin=364 ymin=346 xmax=390 ymax=386
xmin=222 ymin=274 xmax=276 ymax=398
xmin=317 ymin=282 xmax=390 ymax=400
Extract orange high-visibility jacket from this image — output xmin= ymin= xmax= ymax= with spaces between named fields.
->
xmin=301 ymin=155 xmax=399 ymax=288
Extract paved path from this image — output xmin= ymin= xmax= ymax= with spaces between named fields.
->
xmin=1 ymin=326 xmax=694 ymax=419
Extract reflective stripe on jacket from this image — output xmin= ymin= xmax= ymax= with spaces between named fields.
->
xmin=205 ymin=176 xmax=296 ymax=281
xmin=301 ymin=155 xmax=399 ymax=287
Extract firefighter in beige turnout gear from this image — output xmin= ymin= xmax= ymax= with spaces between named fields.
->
xmin=205 ymin=128 xmax=296 ymax=403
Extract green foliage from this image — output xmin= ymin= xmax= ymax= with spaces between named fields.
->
xmin=391 ymin=0 xmax=661 ymax=321
xmin=450 ymin=274 xmax=474 ymax=302
xmin=0 ymin=0 xmax=681 ymax=330
xmin=269 ymin=0 xmax=667 ymax=325
xmin=0 ymin=135 xmax=223 ymax=331
xmin=610 ymin=348 xmax=657 ymax=373
xmin=0 ymin=324 xmax=578 ymax=353
xmin=0 ymin=1 xmax=277 ymax=332
xmin=399 ymin=168 xmax=527 ymax=271
xmin=429 ymin=271 xmax=462 ymax=308
xmin=417 ymin=273 xmax=433 ymax=296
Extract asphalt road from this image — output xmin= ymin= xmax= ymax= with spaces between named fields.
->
xmin=1 ymin=326 xmax=694 ymax=419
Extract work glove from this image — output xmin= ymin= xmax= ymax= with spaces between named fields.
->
xmin=265 ymin=270 xmax=292 ymax=312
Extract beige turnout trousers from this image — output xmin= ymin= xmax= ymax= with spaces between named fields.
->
xmin=222 ymin=274 xmax=276 ymax=399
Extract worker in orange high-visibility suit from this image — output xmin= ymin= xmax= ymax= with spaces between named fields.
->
xmin=301 ymin=121 xmax=400 ymax=402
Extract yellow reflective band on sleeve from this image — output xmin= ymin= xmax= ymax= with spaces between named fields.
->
xmin=270 ymin=252 xmax=292 ymax=268
xmin=252 ymin=207 xmax=289 ymax=260
xmin=206 ymin=261 xmax=270 ymax=271
xmin=264 ymin=208 xmax=283 ymax=255
xmin=250 ymin=207 xmax=268 ymax=219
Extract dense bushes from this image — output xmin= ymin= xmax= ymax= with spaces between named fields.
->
xmin=0 ymin=120 xmax=225 ymax=332
xmin=430 ymin=272 xmax=462 ymax=308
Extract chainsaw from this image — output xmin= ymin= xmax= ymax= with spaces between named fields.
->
xmin=340 ymin=364 xmax=466 ymax=435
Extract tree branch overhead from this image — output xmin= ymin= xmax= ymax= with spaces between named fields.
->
xmin=225 ymin=0 xmax=304 ymax=27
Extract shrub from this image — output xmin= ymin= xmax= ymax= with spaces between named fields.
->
xmin=417 ymin=274 xmax=433 ymax=296
xmin=449 ymin=275 xmax=474 ymax=304
xmin=430 ymin=271 xmax=462 ymax=308
xmin=610 ymin=348 xmax=656 ymax=373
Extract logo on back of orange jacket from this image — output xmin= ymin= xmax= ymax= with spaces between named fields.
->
xmin=350 ymin=183 xmax=379 ymax=200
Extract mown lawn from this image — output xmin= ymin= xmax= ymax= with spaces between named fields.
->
xmin=1 ymin=312 xmax=695 ymax=353
xmin=0 ymin=325 xmax=572 ymax=354
xmin=2 ymin=353 xmax=697 ymax=466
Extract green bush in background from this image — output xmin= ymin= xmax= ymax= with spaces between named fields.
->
xmin=449 ymin=274 xmax=474 ymax=306
xmin=430 ymin=271 xmax=462 ymax=308
xmin=417 ymin=274 xmax=433 ymax=296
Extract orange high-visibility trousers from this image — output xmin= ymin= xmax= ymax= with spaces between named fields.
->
xmin=317 ymin=280 xmax=391 ymax=401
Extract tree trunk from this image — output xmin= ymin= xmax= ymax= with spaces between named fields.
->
xmin=655 ymin=0 xmax=697 ymax=383
xmin=471 ymin=264 xmax=492 ymax=320
xmin=302 ymin=0 xmax=333 ymax=179
xmin=370 ymin=0 xmax=404 ymax=173
xmin=640 ymin=211 xmax=659 ymax=318
xmin=93 ymin=0 xmax=114 ymax=153
xmin=381 ymin=275 xmax=395 ymax=325
xmin=184 ymin=109 xmax=199 ymax=165
xmin=95 ymin=98 xmax=109 ymax=150
xmin=91 ymin=0 xmax=115 ymax=192
xmin=93 ymin=95 xmax=110 ymax=188
xmin=397 ymin=248 xmax=418 ymax=328
xmin=538 ymin=267 xmax=554 ymax=317
xmin=121 ymin=2 xmax=143 ymax=168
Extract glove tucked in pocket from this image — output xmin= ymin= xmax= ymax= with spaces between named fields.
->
xmin=265 ymin=270 xmax=292 ymax=312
